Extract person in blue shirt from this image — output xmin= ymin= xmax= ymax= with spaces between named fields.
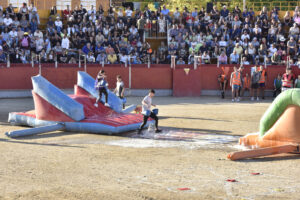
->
xmin=0 ymin=49 xmax=6 ymax=63
xmin=82 ymin=43 xmax=93 ymax=55
xmin=94 ymin=70 xmax=109 ymax=107
xmin=230 ymin=50 xmax=239 ymax=64
xmin=220 ymin=5 xmax=229 ymax=18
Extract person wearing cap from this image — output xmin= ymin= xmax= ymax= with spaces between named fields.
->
xmin=220 ymin=5 xmax=229 ymax=18
xmin=282 ymin=67 xmax=295 ymax=91
xmin=54 ymin=16 xmax=62 ymax=33
xmin=94 ymin=70 xmax=109 ymax=107
xmin=138 ymin=89 xmax=161 ymax=134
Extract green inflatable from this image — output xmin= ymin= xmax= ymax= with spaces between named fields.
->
xmin=259 ymin=89 xmax=300 ymax=136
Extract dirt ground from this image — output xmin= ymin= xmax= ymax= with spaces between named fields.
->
xmin=1 ymin=96 xmax=300 ymax=200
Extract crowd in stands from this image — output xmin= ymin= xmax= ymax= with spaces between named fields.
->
xmin=0 ymin=2 xmax=299 ymax=66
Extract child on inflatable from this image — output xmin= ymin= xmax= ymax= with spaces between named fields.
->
xmin=138 ymin=89 xmax=161 ymax=134
xmin=94 ymin=70 xmax=110 ymax=107
xmin=114 ymin=75 xmax=126 ymax=109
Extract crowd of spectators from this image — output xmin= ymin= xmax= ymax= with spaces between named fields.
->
xmin=0 ymin=3 xmax=299 ymax=66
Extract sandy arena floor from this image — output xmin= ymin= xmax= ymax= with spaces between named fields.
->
xmin=1 ymin=96 xmax=300 ymax=200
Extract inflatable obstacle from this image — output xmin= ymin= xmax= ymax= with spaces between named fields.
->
xmin=7 ymin=72 xmax=153 ymax=137
xmin=228 ymin=89 xmax=300 ymax=160
xmin=75 ymin=71 xmax=136 ymax=113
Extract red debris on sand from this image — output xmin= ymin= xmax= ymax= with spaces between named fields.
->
xmin=251 ymin=172 xmax=261 ymax=175
xmin=226 ymin=179 xmax=237 ymax=182
xmin=177 ymin=188 xmax=191 ymax=191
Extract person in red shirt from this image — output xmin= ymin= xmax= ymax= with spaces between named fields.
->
xmin=185 ymin=13 xmax=194 ymax=29
xmin=282 ymin=67 xmax=295 ymax=91
xmin=63 ymin=5 xmax=71 ymax=21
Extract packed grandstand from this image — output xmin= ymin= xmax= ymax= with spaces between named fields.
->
xmin=0 ymin=2 xmax=299 ymax=66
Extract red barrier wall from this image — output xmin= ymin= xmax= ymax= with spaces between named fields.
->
xmin=173 ymin=68 xmax=201 ymax=97
xmin=0 ymin=64 xmax=172 ymax=90
xmin=0 ymin=64 xmax=297 ymax=97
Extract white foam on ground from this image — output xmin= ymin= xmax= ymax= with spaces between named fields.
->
xmin=105 ymin=131 xmax=239 ymax=149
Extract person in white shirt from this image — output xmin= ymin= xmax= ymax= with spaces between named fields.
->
xmin=33 ymin=29 xmax=43 ymax=38
xmin=4 ymin=15 xmax=12 ymax=27
xmin=125 ymin=7 xmax=133 ymax=18
xmin=241 ymin=31 xmax=250 ymax=41
xmin=54 ymin=17 xmax=63 ymax=33
xmin=138 ymin=89 xmax=161 ymax=134
xmin=114 ymin=75 xmax=126 ymax=109
xmin=268 ymin=43 xmax=277 ymax=57
xmin=35 ymin=36 xmax=44 ymax=53
xmin=89 ymin=13 xmax=96 ymax=23
xmin=119 ymin=52 xmax=129 ymax=64
xmin=61 ymin=35 xmax=70 ymax=49
xmin=9 ymin=27 xmax=18 ymax=39
xmin=87 ymin=5 xmax=96 ymax=16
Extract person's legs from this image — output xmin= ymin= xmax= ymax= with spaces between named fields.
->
xmin=103 ymin=88 xmax=108 ymax=103
xmin=149 ymin=112 xmax=159 ymax=130
xmin=139 ymin=115 xmax=149 ymax=131
xmin=260 ymin=83 xmax=265 ymax=99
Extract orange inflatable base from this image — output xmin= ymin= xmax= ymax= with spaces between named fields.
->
xmin=241 ymin=105 xmax=300 ymax=148
xmin=227 ymin=145 xmax=300 ymax=161
xmin=228 ymin=105 xmax=300 ymax=160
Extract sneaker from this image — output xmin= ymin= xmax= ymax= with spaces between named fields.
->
xmin=155 ymin=129 xmax=162 ymax=133
xmin=262 ymin=97 xmax=265 ymax=100
xmin=94 ymin=103 xmax=98 ymax=107
xmin=221 ymin=91 xmax=225 ymax=99
xmin=137 ymin=129 xmax=142 ymax=135
xmin=104 ymin=103 xmax=110 ymax=107
xmin=257 ymin=97 xmax=259 ymax=101
xmin=237 ymin=97 xmax=240 ymax=102
xmin=251 ymin=97 xmax=254 ymax=101
xmin=232 ymin=99 xmax=235 ymax=102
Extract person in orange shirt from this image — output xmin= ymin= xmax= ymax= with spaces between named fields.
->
xmin=217 ymin=66 xmax=227 ymax=99
xmin=241 ymin=73 xmax=251 ymax=98
xmin=258 ymin=65 xmax=267 ymax=99
xmin=230 ymin=66 xmax=242 ymax=102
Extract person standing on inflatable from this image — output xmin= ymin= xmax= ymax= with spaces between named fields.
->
xmin=138 ymin=89 xmax=161 ymax=134
xmin=114 ymin=75 xmax=125 ymax=109
xmin=94 ymin=70 xmax=110 ymax=107
xmin=230 ymin=66 xmax=242 ymax=102
xmin=258 ymin=65 xmax=267 ymax=99
xmin=282 ymin=67 xmax=295 ymax=91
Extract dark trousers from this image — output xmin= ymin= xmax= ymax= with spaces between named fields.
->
xmin=273 ymin=88 xmax=281 ymax=97
xmin=97 ymin=87 xmax=108 ymax=103
xmin=119 ymin=96 xmax=125 ymax=109
xmin=139 ymin=112 xmax=158 ymax=130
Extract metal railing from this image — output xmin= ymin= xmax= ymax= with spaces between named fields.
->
xmin=247 ymin=0 xmax=300 ymax=12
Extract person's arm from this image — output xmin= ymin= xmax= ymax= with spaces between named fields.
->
xmin=230 ymin=73 xmax=233 ymax=86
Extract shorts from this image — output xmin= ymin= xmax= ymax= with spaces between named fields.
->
xmin=232 ymin=85 xmax=240 ymax=90
xmin=282 ymin=87 xmax=292 ymax=91
xmin=259 ymin=83 xmax=265 ymax=88
xmin=251 ymin=83 xmax=259 ymax=89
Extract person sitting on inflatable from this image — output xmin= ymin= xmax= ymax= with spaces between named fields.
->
xmin=94 ymin=70 xmax=110 ymax=107
xmin=138 ymin=89 xmax=161 ymax=134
